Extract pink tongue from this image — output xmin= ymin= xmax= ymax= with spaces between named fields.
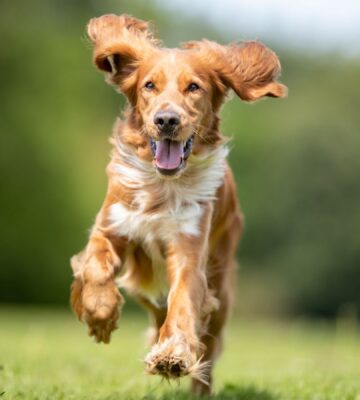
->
xmin=155 ymin=139 xmax=183 ymax=170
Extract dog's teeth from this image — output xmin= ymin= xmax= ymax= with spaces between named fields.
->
xmin=150 ymin=139 xmax=157 ymax=155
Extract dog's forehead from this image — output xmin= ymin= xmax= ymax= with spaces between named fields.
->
xmin=143 ymin=49 xmax=200 ymax=80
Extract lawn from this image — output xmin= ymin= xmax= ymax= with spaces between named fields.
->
xmin=0 ymin=307 xmax=359 ymax=400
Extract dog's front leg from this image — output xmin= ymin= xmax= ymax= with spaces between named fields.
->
xmin=70 ymin=227 xmax=127 ymax=343
xmin=145 ymin=204 xmax=217 ymax=382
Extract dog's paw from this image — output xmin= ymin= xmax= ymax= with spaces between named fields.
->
xmin=72 ymin=279 xmax=124 ymax=343
xmin=145 ymin=334 xmax=202 ymax=380
xmin=83 ymin=281 xmax=124 ymax=343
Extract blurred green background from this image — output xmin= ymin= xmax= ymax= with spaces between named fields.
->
xmin=1 ymin=0 xmax=359 ymax=319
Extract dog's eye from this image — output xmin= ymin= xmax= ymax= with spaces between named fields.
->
xmin=187 ymin=82 xmax=200 ymax=92
xmin=144 ymin=81 xmax=155 ymax=90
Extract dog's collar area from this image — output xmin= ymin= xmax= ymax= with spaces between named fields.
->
xmin=150 ymin=135 xmax=194 ymax=176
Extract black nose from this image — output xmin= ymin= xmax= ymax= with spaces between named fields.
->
xmin=154 ymin=110 xmax=180 ymax=133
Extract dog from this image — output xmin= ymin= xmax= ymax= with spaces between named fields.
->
xmin=70 ymin=14 xmax=287 ymax=395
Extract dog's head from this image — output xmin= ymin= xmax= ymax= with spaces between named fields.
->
xmin=87 ymin=14 xmax=287 ymax=177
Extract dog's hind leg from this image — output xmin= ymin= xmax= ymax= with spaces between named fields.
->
xmin=191 ymin=288 xmax=232 ymax=395
xmin=136 ymin=295 xmax=167 ymax=346
xmin=192 ymin=211 xmax=242 ymax=395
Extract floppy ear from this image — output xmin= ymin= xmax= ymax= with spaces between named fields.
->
xmin=184 ymin=40 xmax=287 ymax=102
xmin=223 ymin=41 xmax=287 ymax=101
xmin=87 ymin=14 xmax=159 ymax=103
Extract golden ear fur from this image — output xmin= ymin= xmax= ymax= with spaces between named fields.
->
xmin=225 ymin=41 xmax=287 ymax=101
xmin=86 ymin=14 xmax=159 ymax=102
xmin=183 ymin=40 xmax=287 ymax=101
xmin=87 ymin=14 xmax=158 ymax=72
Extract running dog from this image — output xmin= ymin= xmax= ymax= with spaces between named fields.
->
xmin=70 ymin=14 xmax=287 ymax=395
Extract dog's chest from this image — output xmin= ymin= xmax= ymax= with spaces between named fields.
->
xmin=109 ymin=194 xmax=203 ymax=305
xmin=108 ymin=197 xmax=203 ymax=242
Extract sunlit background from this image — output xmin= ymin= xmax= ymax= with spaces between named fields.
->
xmin=1 ymin=0 xmax=359 ymax=318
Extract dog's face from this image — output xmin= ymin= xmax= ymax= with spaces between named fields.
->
xmin=135 ymin=50 xmax=220 ymax=175
xmin=87 ymin=14 xmax=287 ymax=177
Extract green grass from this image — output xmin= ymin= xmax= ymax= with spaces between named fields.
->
xmin=0 ymin=307 xmax=360 ymax=399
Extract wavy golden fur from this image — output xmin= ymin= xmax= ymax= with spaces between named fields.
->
xmin=70 ymin=14 xmax=287 ymax=395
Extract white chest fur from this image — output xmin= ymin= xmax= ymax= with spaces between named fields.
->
xmin=109 ymin=197 xmax=204 ymax=242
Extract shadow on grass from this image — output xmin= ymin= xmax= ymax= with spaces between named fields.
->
xmin=141 ymin=383 xmax=278 ymax=400
xmin=212 ymin=384 xmax=278 ymax=400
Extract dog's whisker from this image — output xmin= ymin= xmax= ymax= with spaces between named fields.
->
xmin=193 ymin=128 xmax=213 ymax=144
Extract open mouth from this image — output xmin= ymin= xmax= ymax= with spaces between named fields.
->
xmin=150 ymin=136 xmax=193 ymax=176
